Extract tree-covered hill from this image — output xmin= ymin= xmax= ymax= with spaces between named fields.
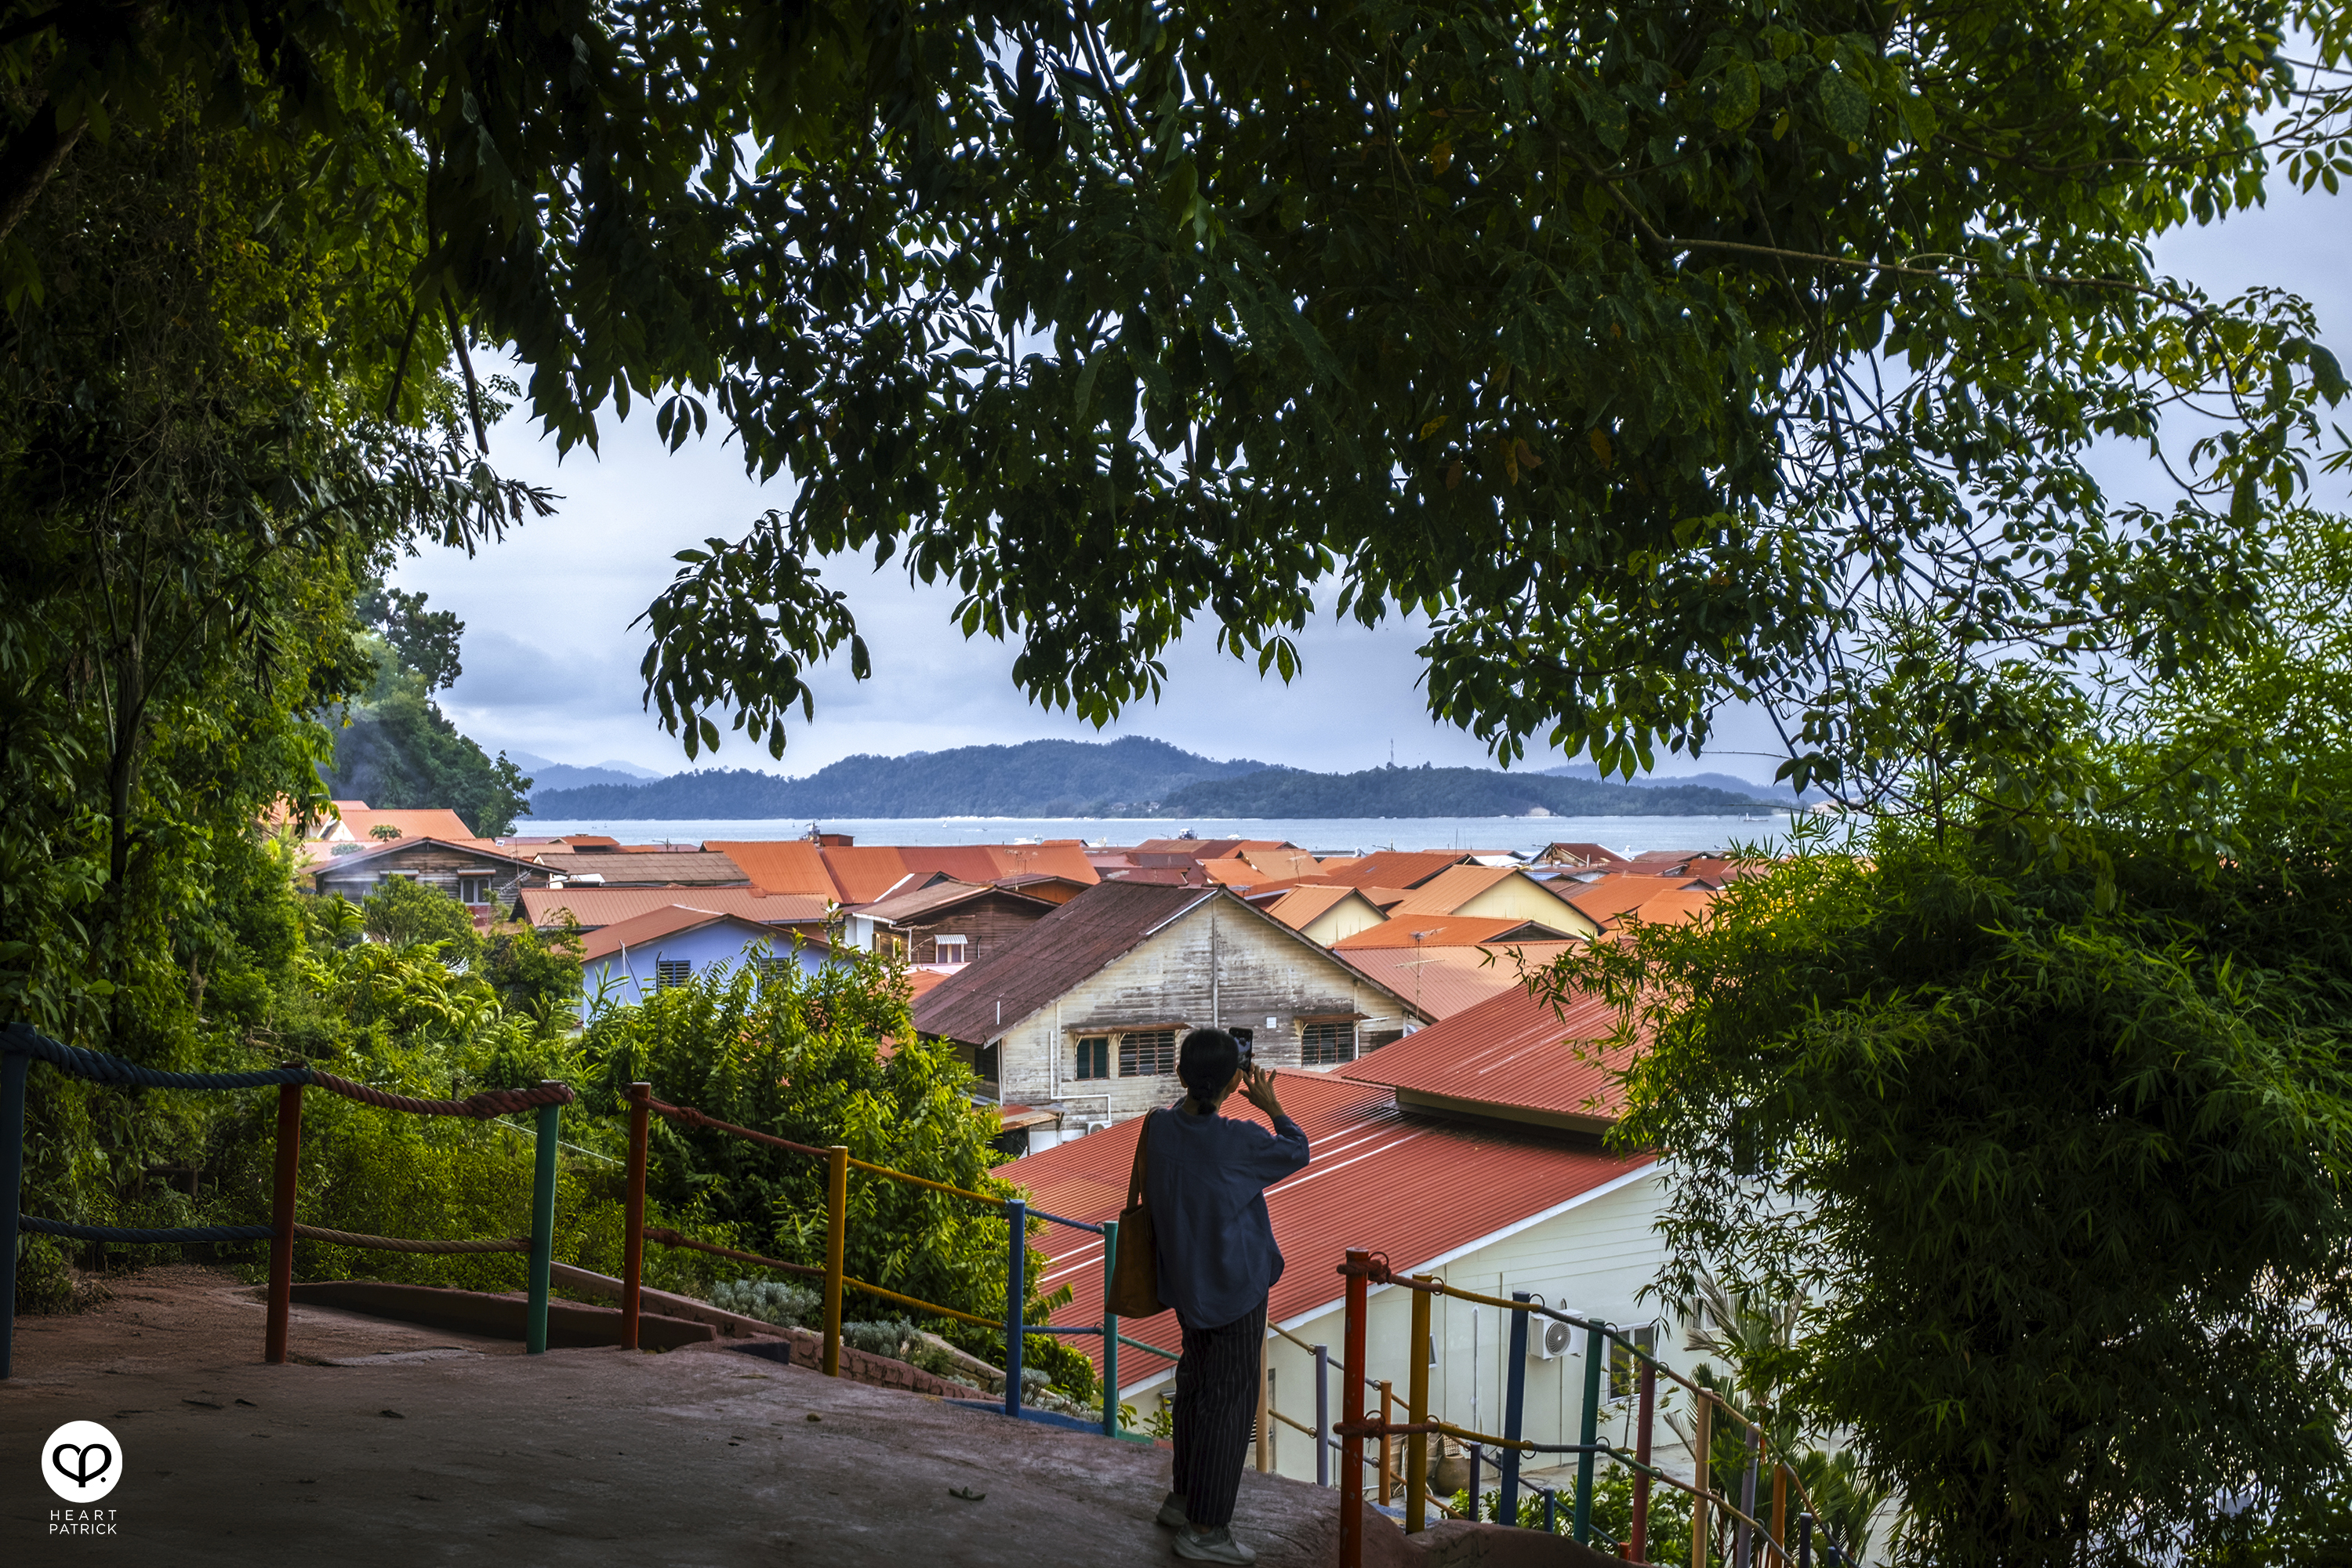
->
xmin=529 ymin=736 xmax=1268 ymax=819
xmin=1158 ymin=764 xmax=1769 ymax=818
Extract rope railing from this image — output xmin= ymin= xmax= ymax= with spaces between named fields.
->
xmin=616 ymin=1081 xmax=1135 ymax=1438
xmin=1 ymin=1024 xmax=570 ymax=1378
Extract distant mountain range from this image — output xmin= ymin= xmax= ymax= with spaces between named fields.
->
xmin=1540 ymin=760 xmax=1813 ymax=803
xmin=506 ymin=750 xmax=666 ymax=794
xmin=525 ymin=738 xmax=1777 ymax=819
xmin=1158 ymin=764 xmax=1769 ymax=818
xmin=528 ymin=737 xmax=1269 ymax=818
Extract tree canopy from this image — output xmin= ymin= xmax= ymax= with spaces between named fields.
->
xmin=5 ymin=2 xmax=2347 ymax=786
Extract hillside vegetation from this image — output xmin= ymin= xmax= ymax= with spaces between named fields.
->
xmin=1160 ymin=764 xmax=1768 ymax=818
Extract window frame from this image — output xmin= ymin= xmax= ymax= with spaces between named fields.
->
xmin=1074 ymin=1036 xmax=1111 ymax=1080
xmin=1117 ymin=1028 xmax=1178 ymax=1078
xmin=653 ymin=958 xmax=692 ymax=990
xmin=1300 ymin=1018 xmax=1358 ymax=1066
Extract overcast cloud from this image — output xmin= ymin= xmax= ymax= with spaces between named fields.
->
xmin=394 ymin=177 xmax=2349 ymax=783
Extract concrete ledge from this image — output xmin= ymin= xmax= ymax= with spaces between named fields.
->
xmin=285 ymin=1281 xmax=715 ymax=1349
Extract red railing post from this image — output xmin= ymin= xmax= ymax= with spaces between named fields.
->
xmin=1631 ymin=1358 xmax=1656 ymax=1560
xmin=265 ymin=1076 xmax=304 ymax=1365
xmin=1341 ymin=1248 xmax=1369 ymax=1568
xmin=622 ymin=1082 xmax=651 ymax=1350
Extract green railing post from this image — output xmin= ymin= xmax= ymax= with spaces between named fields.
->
xmin=1003 ymin=1197 xmax=1027 ymax=1417
xmin=525 ymin=1084 xmax=561 ymax=1354
xmin=1100 ymin=1218 xmax=1120 ymax=1438
xmin=0 ymin=1046 xmax=28 ymax=1381
xmin=1573 ymin=1320 xmax=1605 ymax=1543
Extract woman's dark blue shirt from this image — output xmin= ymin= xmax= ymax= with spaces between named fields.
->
xmin=1145 ymin=1102 xmax=1312 ymax=1331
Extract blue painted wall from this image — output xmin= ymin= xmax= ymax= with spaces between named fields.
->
xmin=582 ymin=922 xmax=834 ymax=1021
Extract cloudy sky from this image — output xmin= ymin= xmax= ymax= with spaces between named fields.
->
xmin=395 ymin=172 xmax=2350 ymax=784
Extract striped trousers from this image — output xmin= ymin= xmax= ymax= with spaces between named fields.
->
xmin=1171 ymin=1295 xmax=1269 ymax=1529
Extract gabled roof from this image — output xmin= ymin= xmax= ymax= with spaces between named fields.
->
xmin=1310 ymin=850 xmax=1479 ymax=890
xmin=701 ymin=839 xmax=837 ymax=898
xmin=1559 ymin=873 xmax=1710 ymax=925
xmin=1333 ymin=916 xmax=1575 ymax=949
xmin=535 ymin=850 xmax=750 ymax=887
xmin=1008 ymin=1070 xmax=1649 ymax=1385
xmin=1196 ymin=858 xmax=1262 ymax=886
xmin=913 ymin=883 xmax=1218 ymax=1045
xmin=913 ymin=883 xmax=1426 ymax=1047
xmin=821 ymin=842 xmax=1099 ymax=905
xmin=1335 ymin=942 xmax=1583 ymax=1021
xmin=1336 ymin=982 xmax=1633 ymax=1131
xmin=309 ymin=836 xmax=550 ymax=879
xmin=516 ymin=886 xmax=830 ymax=931
xmin=1385 ymin=865 xmax=1548 ymax=916
xmin=324 ymin=805 xmax=479 ymax=842
xmin=1250 ymin=884 xmax=1388 ymax=934
xmin=859 ymin=878 xmax=1058 ymax=926
xmin=579 ymin=906 xmax=814 ymax=964
xmin=1619 ymin=887 xmax=1721 ymax=927
xmin=1537 ymin=842 xmax=1629 ymax=868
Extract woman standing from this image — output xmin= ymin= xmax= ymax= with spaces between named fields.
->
xmin=1147 ymin=1028 xmax=1312 ymax=1565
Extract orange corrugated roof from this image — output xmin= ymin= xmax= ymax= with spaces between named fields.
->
xmin=1337 ymin=983 xmax=1633 ymax=1125
xmin=1196 ymin=858 xmax=1261 ymax=886
xmin=331 ymin=806 xmax=479 ymax=842
xmin=1008 ymin=1071 xmax=1648 ymax=1385
xmin=820 ymin=843 xmax=1101 ymax=905
xmin=1381 ymin=864 xmax=1516 ymax=915
xmin=1334 ymin=916 xmax=1572 ymax=949
xmin=1311 ymin=851 xmax=1475 ymax=890
xmin=1256 ymin=884 xmax=1377 ymax=932
xmin=1335 ymin=942 xmax=1581 ymax=1020
xmin=1624 ymin=887 xmax=1719 ymax=926
xmin=1560 ymin=873 xmax=1705 ymax=924
xmin=702 ymin=839 xmax=838 ymax=898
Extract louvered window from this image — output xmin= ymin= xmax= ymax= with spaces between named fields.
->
xmin=1301 ymin=1019 xmax=1357 ymax=1066
xmin=1118 ymin=1029 xmax=1178 ymax=1077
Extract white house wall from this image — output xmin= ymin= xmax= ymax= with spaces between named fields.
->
xmin=1121 ymin=1167 xmax=1702 ymax=1492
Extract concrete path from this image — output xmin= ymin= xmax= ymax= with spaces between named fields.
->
xmin=2 ymin=1268 xmax=1602 ymax=1567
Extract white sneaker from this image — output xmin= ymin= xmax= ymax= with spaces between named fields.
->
xmin=1174 ymin=1524 xmax=1258 ymax=1564
xmin=1157 ymin=1491 xmax=1189 ymax=1527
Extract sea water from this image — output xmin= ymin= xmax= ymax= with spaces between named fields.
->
xmin=511 ymin=811 xmax=1804 ymax=859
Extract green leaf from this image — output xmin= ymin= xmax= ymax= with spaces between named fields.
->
xmin=1713 ymin=60 xmax=1762 ymax=130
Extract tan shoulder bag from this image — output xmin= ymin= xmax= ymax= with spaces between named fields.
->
xmin=1105 ymin=1110 xmax=1165 ymax=1318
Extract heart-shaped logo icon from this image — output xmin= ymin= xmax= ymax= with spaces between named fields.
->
xmin=40 ymin=1420 xmax=125 ymax=1501
xmin=55 ymin=1443 xmax=113 ymax=1487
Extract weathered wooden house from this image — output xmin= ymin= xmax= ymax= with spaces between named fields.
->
xmin=307 ymin=837 xmax=555 ymax=914
xmin=913 ymin=882 xmax=1427 ymax=1142
xmin=848 ymin=877 xmax=1062 ymax=968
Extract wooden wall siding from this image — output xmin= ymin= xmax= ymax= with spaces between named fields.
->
xmin=992 ymin=899 xmax=1412 ymax=1120
xmin=312 ymin=840 xmax=549 ymax=908
xmin=887 ymin=892 xmax=1054 ymax=966
xmin=1118 ymin=1168 xmax=1692 ymax=1490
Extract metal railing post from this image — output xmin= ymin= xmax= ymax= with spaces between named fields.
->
xmin=525 ymin=1085 xmax=562 ymax=1354
xmin=1100 ymin=1218 xmax=1120 ymax=1438
xmin=1316 ymin=1342 xmax=1334 ymax=1490
xmin=1692 ymin=1397 xmax=1713 ymax=1568
xmin=1736 ymin=1422 xmax=1762 ymax=1568
xmin=1378 ymin=1381 xmax=1394 ymax=1504
xmin=1468 ymin=1445 xmax=1481 ymax=1523
xmin=823 ymin=1145 xmax=847 ymax=1377
xmin=1003 ymin=1197 xmax=1027 ymax=1417
xmin=1544 ymin=1486 xmax=1557 ymax=1534
xmin=0 ymin=1047 xmax=27 ymax=1381
xmin=621 ymin=1082 xmax=650 ymax=1351
xmin=1405 ymin=1277 xmax=1430 ymax=1530
xmin=1772 ymin=1457 xmax=1790 ymax=1566
xmin=1573 ymin=1320 xmax=1605 ymax=1543
xmin=1632 ymin=1356 xmax=1657 ymax=1562
xmin=1503 ymin=1291 xmax=1531 ymax=1525
xmin=1339 ymin=1248 xmax=1369 ymax=1568
xmin=265 ymin=1075 xmax=304 ymax=1366
xmin=1797 ymin=1512 xmax=1815 ymax=1568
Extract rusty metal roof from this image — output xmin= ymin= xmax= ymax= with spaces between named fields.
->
xmin=1310 ymin=851 xmax=1479 ymax=890
xmin=1334 ymin=916 xmax=1573 ymax=949
xmin=1336 ymin=983 xmax=1632 ymax=1127
xmin=1007 ymin=1071 xmax=1649 ymax=1385
xmin=534 ymin=850 xmax=750 ymax=887
xmin=1334 ymin=942 xmax=1581 ymax=1020
xmin=515 ymin=886 xmax=830 ymax=930
xmin=913 ymin=882 xmax=1217 ymax=1045
xmin=820 ymin=843 xmax=1101 ymax=905
xmin=701 ymin=839 xmax=838 ymax=898
xmin=859 ymin=879 xmax=1059 ymax=926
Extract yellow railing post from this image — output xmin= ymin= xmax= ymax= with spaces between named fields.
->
xmin=824 ymin=1145 xmax=848 ymax=1377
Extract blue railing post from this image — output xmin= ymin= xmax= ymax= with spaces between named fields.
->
xmin=1100 ymin=1217 xmax=1120 ymax=1437
xmin=1314 ymin=1342 xmax=1331 ymax=1487
xmin=1502 ymin=1291 xmax=1531 ymax=1525
xmin=1003 ymin=1197 xmax=1026 ymax=1417
xmin=1573 ymin=1321 xmax=1605 ymax=1543
xmin=1467 ymin=1444 xmax=1481 ymax=1522
xmin=525 ymin=1087 xmax=561 ymax=1354
xmin=0 ymin=1045 xmax=28 ymax=1381
xmin=1797 ymin=1512 xmax=1816 ymax=1568
xmin=1544 ymin=1486 xmax=1557 ymax=1534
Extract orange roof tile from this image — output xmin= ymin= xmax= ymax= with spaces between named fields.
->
xmin=1334 ymin=916 xmax=1574 ymax=949
xmin=577 ymin=905 xmax=815 ymax=963
xmin=1310 ymin=850 xmax=1477 ymax=890
xmin=330 ymin=806 xmax=479 ymax=842
xmin=1335 ymin=942 xmax=1581 ymax=1020
xmin=821 ymin=843 xmax=1100 ymax=905
xmin=702 ymin=839 xmax=838 ymax=899
xmin=516 ymin=886 xmax=830 ymax=931
xmin=1007 ymin=1071 xmax=1648 ymax=1385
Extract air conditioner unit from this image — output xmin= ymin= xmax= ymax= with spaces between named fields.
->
xmin=1532 ymin=1319 xmax=1575 ymax=1360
